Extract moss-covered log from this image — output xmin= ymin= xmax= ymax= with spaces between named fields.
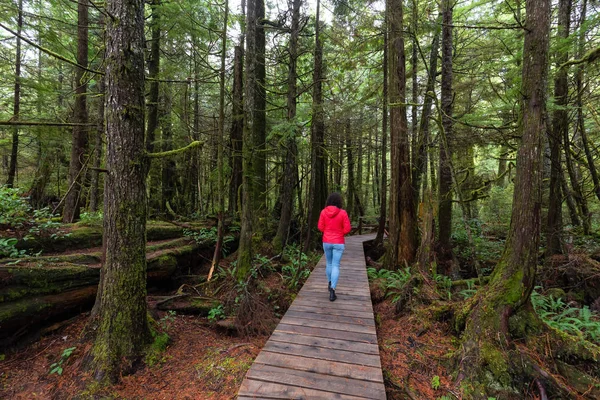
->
xmin=12 ymin=221 xmax=193 ymax=255
xmin=0 ymin=242 xmax=199 ymax=346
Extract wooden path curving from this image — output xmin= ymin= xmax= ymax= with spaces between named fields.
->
xmin=237 ymin=234 xmax=386 ymax=399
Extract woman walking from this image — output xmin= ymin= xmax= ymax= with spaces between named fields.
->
xmin=318 ymin=193 xmax=351 ymax=301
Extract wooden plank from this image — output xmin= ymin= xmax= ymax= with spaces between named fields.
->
xmin=280 ymin=316 xmax=376 ymax=335
xmin=263 ymin=341 xmax=381 ymax=368
xmin=293 ymin=295 xmax=371 ymax=308
xmin=275 ymin=323 xmax=376 ymax=343
xmin=284 ymin=310 xmax=375 ymax=327
xmin=253 ymin=351 xmax=383 ymax=382
xmin=289 ymin=304 xmax=373 ymax=319
xmin=268 ymin=331 xmax=379 ymax=355
xmin=237 ymin=380 xmax=370 ymax=399
xmin=245 ymin=364 xmax=386 ymax=399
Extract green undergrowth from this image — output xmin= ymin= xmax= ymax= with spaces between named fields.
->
xmin=531 ymin=287 xmax=600 ymax=344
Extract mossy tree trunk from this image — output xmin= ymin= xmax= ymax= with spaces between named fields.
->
xmin=87 ymin=0 xmax=151 ymax=382
xmin=457 ymin=0 xmax=550 ymax=394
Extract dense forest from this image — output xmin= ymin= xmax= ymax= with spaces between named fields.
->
xmin=1 ymin=0 xmax=600 ymax=398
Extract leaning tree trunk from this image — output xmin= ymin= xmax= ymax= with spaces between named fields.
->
xmin=86 ymin=0 xmax=151 ymax=382
xmin=6 ymin=0 xmax=23 ymax=188
xmin=63 ymin=0 xmax=89 ymax=222
xmin=546 ymin=0 xmax=571 ymax=256
xmin=456 ymin=0 xmax=550 ymax=395
xmin=273 ymin=0 xmax=301 ymax=253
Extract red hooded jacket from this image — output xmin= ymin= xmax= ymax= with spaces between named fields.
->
xmin=318 ymin=206 xmax=351 ymax=244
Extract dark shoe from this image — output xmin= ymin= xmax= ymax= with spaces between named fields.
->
xmin=328 ymin=281 xmax=331 ymax=291
xmin=329 ymin=288 xmax=337 ymax=302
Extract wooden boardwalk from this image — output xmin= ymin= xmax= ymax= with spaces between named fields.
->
xmin=237 ymin=234 xmax=386 ymax=399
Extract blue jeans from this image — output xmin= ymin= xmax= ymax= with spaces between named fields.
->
xmin=323 ymin=243 xmax=344 ymax=290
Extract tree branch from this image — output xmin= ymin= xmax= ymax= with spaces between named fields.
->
xmin=146 ymin=140 xmax=203 ymax=158
xmin=0 ymin=121 xmax=95 ymax=127
xmin=559 ymin=46 xmax=600 ymax=70
xmin=0 ymin=22 xmax=104 ymax=76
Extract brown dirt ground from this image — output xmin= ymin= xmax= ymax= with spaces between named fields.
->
xmin=0 ymin=313 xmax=268 ymax=400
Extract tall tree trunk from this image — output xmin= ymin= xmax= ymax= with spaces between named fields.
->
xmin=209 ymin=0 xmax=229 ymax=279
xmin=457 ymin=0 xmax=550 ymax=393
xmin=237 ymin=0 xmax=260 ymax=279
xmin=229 ymin=46 xmax=244 ymax=215
xmin=376 ymin=20 xmax=388 ymax=244
xmin=304 ymin=0 xmax=328 ymax=252
xmin=89 ymin=78 xmax=105 ymax=213
xmin=576 ymin=0 xmax=599 ymax=203
xmin=273 ymin=0 xmax=301 ymax=252
xmin=161 ymin=87 xmax=176 ymax=214
xmin=410 ymin=0 xmax=418 ymax=199
xmin=63 ymin=0 xmax=89 ymax=222
xmin=413 ymin=16 xmax=441 ymax=207
xmin=87 ymin=0 xmax=151 ymax=382
xmin=6 ymin=0 xmax=23 ymax=188
xmin=29 ymin=22 xmax=51 ymax=207
xmin=546 ymin=0 xmax=571 ymax=256
xmin=437 ymin=0 xmax=454 ymax=266
xmin=386 ymin=0 xmax=416 ymax=268
xmin=145 ymin=0 xmax=160 ymax=155
xmin=564 ymin=129 xmax=590 ymax=234
xmin=253 ymin=0 xmax=267 ymax=212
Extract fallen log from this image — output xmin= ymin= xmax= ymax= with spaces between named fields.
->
xmin=12 ymin=221 xmax=196 ymax=255
xmin=0 ymin=241 xmax=199 ymax=347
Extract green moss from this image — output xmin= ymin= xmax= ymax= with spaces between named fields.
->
xmin=145 ymin=330 xmax=171 ymax=367
xmin=480 ymin=343 xmax=511 ymax=387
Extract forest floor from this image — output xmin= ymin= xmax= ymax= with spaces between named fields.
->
xmin=0 ymin=300 xmax=462 ymax=399
xmin=1 ymin=230 xmax=567 ymax=400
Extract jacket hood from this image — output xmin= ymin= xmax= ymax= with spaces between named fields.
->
xmin=323 ymin=205 xmax=341 ymax=218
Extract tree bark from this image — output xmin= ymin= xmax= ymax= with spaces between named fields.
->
xmin=63 ymin=0 xmax=89 ymax=222
xmin=237 ymin=0 xmax=260 ymax=279
xmin=437 ymin=0 xmax=454 ymax=265
xmin=546 ymin=0 xmax=571 ymax=256
xmin=6 ymin=0 xmax=23 ymax=188
xmin=457 ymin=0 xmax=550 ymax=393
xmin=386 ymin=0 xmax=416 ymax=268
xmin=87 ymin=0 xmax=151 ymax=382
xmin=412 ymin=16 xmax=441 ymax=208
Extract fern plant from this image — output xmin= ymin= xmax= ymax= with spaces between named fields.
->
xmin=531 ymin=288 xmax=600 ymax=343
